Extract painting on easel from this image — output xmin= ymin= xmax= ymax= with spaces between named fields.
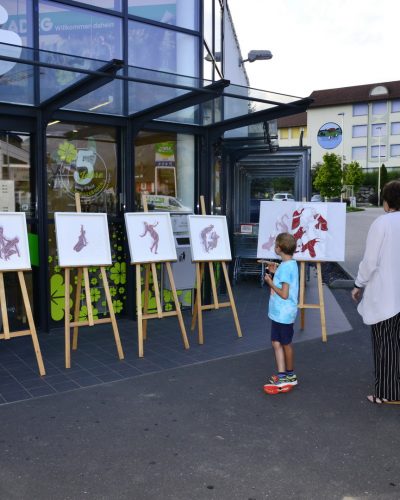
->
xmin=188 ymin=215 xmax=232 ymax=262
xmin=0 ymin=212 xmax=31 ymax=270
xmin=257 ymin=202 xmax=346 ymax=262
xmin=54 ymin=213 xmax=112 ymax=267
xmin=125 ymin=212 xmax=177 ymax=264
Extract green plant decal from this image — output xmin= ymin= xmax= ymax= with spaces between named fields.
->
xmin=90 ymin=288 xmax=101 ymax=302
xmin=79 ymin=305 xmax=99 ymax=322
xmin=50 ymin=273 xmax=72 ymax=321
xmin=110 ymin=262 xmax=126 ymax=284
xmin=57 ymin=141 xmax=77 ymax=164
xmin=112 ymin=299 xmax=124 ymax=313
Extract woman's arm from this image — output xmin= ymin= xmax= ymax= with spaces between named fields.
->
xmin=355 ymin=217 xmax=385 ymax=288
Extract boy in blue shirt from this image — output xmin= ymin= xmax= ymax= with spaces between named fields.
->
xmin=263 ymin=233 xmax=299 ymax=394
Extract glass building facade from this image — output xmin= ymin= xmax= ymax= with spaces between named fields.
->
xmin=0 ymin=0 xmax=310 ymax=332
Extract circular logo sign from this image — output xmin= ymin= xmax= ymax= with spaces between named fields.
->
xmin=317 ymin=122 xmax=342 ymax=149
xmin=56 ymin=142 xmax=111 ymax=200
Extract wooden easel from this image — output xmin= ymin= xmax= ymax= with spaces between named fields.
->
xmin=191 ymin=196 xmax=242 ymax=344
xmin=0 ymin=269 xmax=46 ymax=376
xmin=298 ymin=261 xmax=327 ymax=342
xmin=135 ymin=196 xmax=189 ymax=357
xmin=63 ymin=194 xmax=124 ymax=368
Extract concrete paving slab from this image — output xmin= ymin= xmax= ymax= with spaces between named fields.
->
xmin=0 ymin=288 xmax=398 ymax=500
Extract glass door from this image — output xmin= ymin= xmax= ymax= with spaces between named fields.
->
xmin=0 ymin=131 xmax=36 ymax=330
xmin=45 ymin=122 xmax=126 ymax=326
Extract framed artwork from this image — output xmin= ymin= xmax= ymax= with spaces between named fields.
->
xmin=54 ymin=213 xmax=112 ymax=267
xmin=188 ymin=215 xmax=232 ymax=262
xmin=124 ymin=212 xmax=177 ymax=264
xmin=0 ymin=212 xmax=31 ymax=270
xmin=257 ymin=202 xmax=346 ymax=262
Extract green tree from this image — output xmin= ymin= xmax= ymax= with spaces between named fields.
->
xmin=313 ymin=153 xmax=342 ymax=199
xmin=343 ymin=161 xmax=364 ymax=192
xmin=311 ymin=162 xmax=322 ymax=190
xmin=380 ymin=163 xmax=388 ymax=190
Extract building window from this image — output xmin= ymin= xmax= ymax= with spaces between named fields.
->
xmin=370 ymin=85 xmax=388 ymax=96
xmin=2 ymin=0 xmax=32 ymax=46
xmin=72 ymin=0 xmax=121 ymax=10
xmin=352 ymin=146 xmax=366 ymax=161
xmin=128 ymin=0 xmax=199 ymax=31
xmin=372 ymin=101 xmax=387 ymax=116
xmin=391 ymin=122 xmax=400 ymax=135
xmin=352 ymin=125 xmax=367 ymax=138
xmin=353 ymin=103 xmax=368 ymax=116
xmin=135 ymin=131 xmax=195 ymax=212
xmin=291 ymin=127 xmax=301 ymax=139
xmin=390 ymin=144 xmax=400 ymax=157
xmin=392 ymin=100 xmax=400 ymax=113
xmin=279 ymin=128 xmax=289 ymax=140
xmin=371 ymin=123 xmax=386 ymax=137
xmin=371 ymin=145 xmax=386 ymax=158
xmin=39 ymin=1 xmax=122 ymax=59
xmin=128 ymin=20 xmax=199 ymax=77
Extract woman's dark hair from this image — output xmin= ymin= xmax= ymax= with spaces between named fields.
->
xmin=382 ymin=180 xmax=400 ymax=210
xmin=275 ymin=232 xmax=296 ymax=256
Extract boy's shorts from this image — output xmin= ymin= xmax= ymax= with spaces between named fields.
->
xmin=270 ymin=320 xmax=294 ymax=345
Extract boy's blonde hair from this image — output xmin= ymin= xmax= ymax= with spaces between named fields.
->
xmin=275 ymin=232 xmax=296 ymax=256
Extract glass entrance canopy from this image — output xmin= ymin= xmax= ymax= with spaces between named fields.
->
xmin=0 ymin=42 xmax=312 ymax=132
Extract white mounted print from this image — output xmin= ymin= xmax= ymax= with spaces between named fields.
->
xmin=0 ymin=212 xmax=31 ymax=270
xmin=54 ymin=213 xmax=112 ymax=267
xmin=188 ymin=215 xmax=232 ymax=262
xmin=124 ymin=212 xmax=177 ymax=264
xmin=257 ymin=202 xmax=346 ymax=262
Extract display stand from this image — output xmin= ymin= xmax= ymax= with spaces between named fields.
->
xmin=0 ymin=270 xmax=46 ymax=376
xmin=63 ymin=194 xmax=124 ymax=368
xmin=298 ymin=261 xmax=327 ymax=342
xmin=191 ymin=196 xmax=242 ymax=344
xmin=135 ymin=196 xmax=189 ymax=357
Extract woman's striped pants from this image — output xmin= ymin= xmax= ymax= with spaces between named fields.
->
xmin=371 ymin=311 xmax=400 ymax=401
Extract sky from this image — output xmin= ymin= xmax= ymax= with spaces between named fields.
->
xmin=227 ymin=0 xmax=398 ymax=97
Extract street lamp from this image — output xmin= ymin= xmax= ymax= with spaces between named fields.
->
xmin=239 ymin=50 xmax=273 ymax=66
xmin=338 ymin=112 xmax=345 ymax=201
xmin=377 ymin=126 xmax=382 ymax=206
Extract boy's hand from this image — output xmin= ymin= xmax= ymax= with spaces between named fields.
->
xmin=267 ymin=262 xmax=278 ymax=274
xmin=264 ymin=272 xmax=273 ymax=286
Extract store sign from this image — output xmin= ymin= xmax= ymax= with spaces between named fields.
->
xmin=54 ymin=141 xmax=111 ymax=201
xmin=317 ymin=122 xmax=342 ymax=150
xmin=0 ymin=180 xmax=15 ymax=211
xmin=0 ymin=4 xmax=22 ymax=76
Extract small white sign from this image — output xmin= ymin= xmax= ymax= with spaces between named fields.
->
xmin=0 ymin=180 xmax=15 ymax=212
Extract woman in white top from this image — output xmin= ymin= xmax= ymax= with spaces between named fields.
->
xmin=352 ymin=180 xmax=400 ymax=404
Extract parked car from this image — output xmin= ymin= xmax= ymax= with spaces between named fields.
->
xmin=272 ymin=192 xmax=295 ymax=201
xmin=311 ymin=194 xmax=322 ymax=202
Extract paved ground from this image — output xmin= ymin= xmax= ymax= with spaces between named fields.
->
xmin=1 ymin=206 xmax=399 ymax=500
xmin=343 ymin=206 xmax=383 ymax=278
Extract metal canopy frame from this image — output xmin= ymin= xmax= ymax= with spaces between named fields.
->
xmin=0 ymin=44 xmax=312 ymax=133
xmin=40 ymin=59 xmax=124 ymax=120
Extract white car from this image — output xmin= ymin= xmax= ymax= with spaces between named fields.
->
xmin=311 ymin=194 xmax=323 ymax=202
xmin=272 ymin=192 xmax=295 ymax=201
xmin=144 ymin=194 xmax=191 ymax=212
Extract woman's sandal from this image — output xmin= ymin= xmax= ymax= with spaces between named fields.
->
xmin=367 ymin=395 xmax=400 ymax=405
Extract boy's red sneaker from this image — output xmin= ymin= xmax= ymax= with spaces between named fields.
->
xmin=263 ymin=383 xmax=293 ymax=395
